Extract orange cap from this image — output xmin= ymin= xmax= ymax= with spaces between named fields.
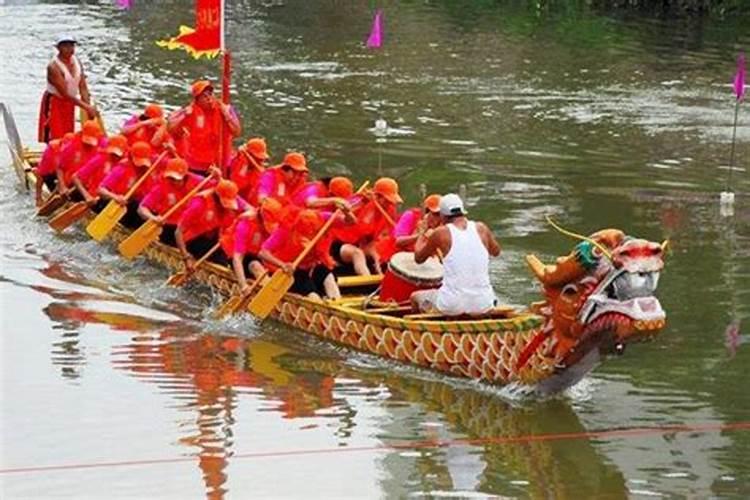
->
xmin=260 ymin=198 xmax=283 ymax=233
xmin=373 ymin=177 xmax=403 ymax=204
xmin=81 ymin=120 xmax=102 ymax=146
xmin=245 ymin=138 xmax=269 ymax=161
xmin=143 ymin=103 xmax=163 ymax=119
xmin=295 ymin=209 xmax=323 ymax=238
xmin=282 ymin=152 xmax=308 ymax=172
xmin=130 ymin=141 xmax=152 ymax=167
xmin=329 ymin=177 xmax=353 ymax=198
xmin=216 ymin=179 xmax=239 ymax=210
xmin=105 ymin=134 xmax=128 ymax=157
xmin=423 ymin=194 xmax=441 ymax=213
xmin=191 ymin=79 xmax=214 ymax=97
xmin=164 ymin=158 xmax=188 ymax=180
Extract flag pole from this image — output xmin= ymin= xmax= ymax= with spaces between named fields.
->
xmin=219 ymin=0 xmax=231 ymax=174
xmin=727 ymin=99 xmax=739 ymax=193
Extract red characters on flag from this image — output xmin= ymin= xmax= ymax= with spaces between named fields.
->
xmin=157 ymin=0 xmax=224 ymax=59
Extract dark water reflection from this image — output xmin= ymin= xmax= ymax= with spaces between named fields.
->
xmin=2 ymin=0 xmax=750 ymax=498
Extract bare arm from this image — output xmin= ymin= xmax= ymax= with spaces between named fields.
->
xmin=414 ymin=228 xmax=443 ymax=264
xmin=98 ymin=185 xmax=126 ymax=205
xmin=137 ymin=204 xmax=161 ymax=224
xmin=232 ymin=252 xmax=249 ymax=292
xmin=78 ymin=66 xmax=91 ymax=104
xmin=71 ymin=174 xmax=96 ymax=203
xmin=477 ymin=222 xmax=501 ymax=257
xmin=258 ymin=248 xmax=293 ymax=274
xmin=220 ymin=104 xmax=241 ymax=137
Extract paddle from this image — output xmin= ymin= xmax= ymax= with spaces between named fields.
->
xmin=36 ymin=191 xmax=69 ymax=217
xmin=86 ymin=152 xmax=166 ymax=241
xmin=49 ymin=200 xmax=92 ymax=232
xmin=213 ymin=270 xmax=268 ymax=320
xmin=370 ymin=194 xmax=396 ymax=227
xmin=165 ymin=242 xmax=221 ymax=287
xmin=247 ymin=181 xmax=370 ymax=320
xmin=118 ymin=176 xmax=212 ymax=259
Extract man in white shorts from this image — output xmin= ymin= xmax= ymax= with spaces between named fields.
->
xmin=410 ymin=193 xmax=501 ymax=315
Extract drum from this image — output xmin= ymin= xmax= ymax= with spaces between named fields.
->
xmin=380 ymin=251 xmax=443 ymax=303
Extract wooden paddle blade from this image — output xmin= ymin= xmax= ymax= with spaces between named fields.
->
xmin=36 ymin=193 xmax=66 ymax=217
xmin=49 ymin=202 xmax=89 ymax=232
xmin=165 ymin=271 xmax=189 ymax=287
xmin=118 ymin=221 xmax=162 ymax=259
xmin=213 ymin=294 xmax=244 ymax=320
xmin=86 ymin=201 xmax=126 ymax=241
xmin=247 ymin=270 xmax=294 ymax=319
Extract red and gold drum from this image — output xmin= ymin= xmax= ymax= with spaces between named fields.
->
xmin=380 ymin=251 xmax=443 ymax=303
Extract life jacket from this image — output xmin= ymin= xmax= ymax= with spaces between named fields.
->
xmin=228 ymin=148 xmax=265 ymax=201
xmin=183 ymin=104 xmax=232 ymax=169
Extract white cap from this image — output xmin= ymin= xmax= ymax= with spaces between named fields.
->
xmin=56 ymin=34 xmax=77 ymax=46
xmin=439 ymin=193 xmax=467 ymax=217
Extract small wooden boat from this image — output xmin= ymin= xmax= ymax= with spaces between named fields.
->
xmin=4 ymin=110 xmax=667 ymax=395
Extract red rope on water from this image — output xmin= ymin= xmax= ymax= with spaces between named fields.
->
xmin=2 ymin=421 xmax=749 ymax=475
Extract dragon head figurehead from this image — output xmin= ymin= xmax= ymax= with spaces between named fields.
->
xmin=526 ymin=229 xmax=667 ymax=366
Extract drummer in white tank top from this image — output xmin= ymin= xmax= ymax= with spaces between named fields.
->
xmin=411 ymin=193 xmax=501 ymax=315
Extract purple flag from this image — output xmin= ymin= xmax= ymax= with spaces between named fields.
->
xmin=366 ymin=10 xmax=383 ymax=49
xmin=734 ymin=53 xmax=745 ymax=101
xmin=116 ymin=0 xmax=132 ymax=9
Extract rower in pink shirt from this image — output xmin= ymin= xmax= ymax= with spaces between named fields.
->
xmin=33 ymin=132 xmax=74 ymax=205
xmin=71 ymin=134 xmax=128 ymax=211
xmin=256 ymin=152 xmax=308 ymax=205
xmin=56 ymin=119 xmax=103 ymax=193
xmin=138 ymin=158 xmax=205 ymax=245
xmin=98 ymin=141 xmax=161 ymax=228
xmin=227 ymin=137 xmax=269 ymax=203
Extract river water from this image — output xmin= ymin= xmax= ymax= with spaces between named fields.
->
xmin=1 ymin=1 xmax=749 ymax=498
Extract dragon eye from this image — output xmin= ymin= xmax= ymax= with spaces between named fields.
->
xmin=561 ymin=284 xmax=578 ymax=296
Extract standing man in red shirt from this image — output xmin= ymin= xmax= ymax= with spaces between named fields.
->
xmin=38 ymin=35 xmax=97 ymax=143
xmin=167 ymin=80 xmax=241 ymax=174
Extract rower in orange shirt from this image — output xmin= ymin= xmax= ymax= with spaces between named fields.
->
xmin=256 ymin=152 xmax=308 ymax=205
xmin=33 ymin=132 xmax=74 ymax=205
xmin=121 ymin=103 xmax=168 ymax=149
xmin=167 ymin=80 xmax=241 ymax=174
xmin=175 ymin=179 xmax=251 ymax=269
xmin=98 ymin=141 xmax=161 ymax=228
xmin=227 ymin=137 xmax=269 ymax=203
xmin=55 ymin=120 xmax=104 ymax=195
xmin=138 ymin=158 xmax=206 ymax=245
xmin=227 ymin=198 xmax=284 ymax=294
xmin=259 ymin=209 xmax=341 ymax=300
xmin=71 ymin=134 xmax=128 ymax=212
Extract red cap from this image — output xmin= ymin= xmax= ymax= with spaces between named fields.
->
xmin=373 ymin=177 xmax=403 ymax=204
xmin=216 ymin=179 xmax=240 ymax=210
xmin=143 ymin=104 xmax=163 ymax=119
xmin=164 ymin=158 xmax=188 ymax=180
xmin=245 ymin=138 xmax=269 ymax=161
xmin=130 ymin=141 xmax=152 ymax=167
xmin=191 ymin=80 xmax=214 ymax=97
xmin=105 ymin=135 xmax=128 ymax=157
xmin=282 ymin=152 xmax=308 ymax=172
xmin=329 ymin=177 xmax=353 ymax=198
xmin=81 ymin=120 xmax=103 ymax=146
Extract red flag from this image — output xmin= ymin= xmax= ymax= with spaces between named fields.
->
xmin=157 ymin=0 xmax=224 ymax=59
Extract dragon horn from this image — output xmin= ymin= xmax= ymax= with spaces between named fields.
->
xmin=525 ymin=253 xmax=587 ymax=287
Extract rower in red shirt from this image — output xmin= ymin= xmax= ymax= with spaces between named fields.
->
xmin=98 ymin=141 xmax=159 ymax=228
xmin=71 ymin=134 xmax=128 ymax=212
xmin=227 ymin=137 xmax=269 ymax=203
xmin=167 ymin=79 xmax=241 ymax=174
xmin=121 ymin=103 xmax=168 ymax=149
xmin=175 ymin=179 xmax=251 ymax=269
xmin=55 ymin=120 xmax=104 ymax=194
xmin=256 ymin=152 xmax=308 ymax=205
xmin=33 ymin=132 xmax=74 ymax=205
xmin=259 ymin=209 xmax=341 ymax=300
xmin=138 ymin=158 xmax=205 ymax=246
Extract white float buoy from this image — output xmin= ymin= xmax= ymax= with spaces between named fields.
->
xmin=720 ymin=191 xmax=735 ymax=217
xmin=375 ymin=118 xmax=387 ymax=132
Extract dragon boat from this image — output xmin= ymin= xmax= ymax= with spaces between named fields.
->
xmin=3 ymin=105 xmax=668 ymax=395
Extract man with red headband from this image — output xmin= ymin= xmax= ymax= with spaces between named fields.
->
xmin=38 ymin=35 xmax=97 ymax=143
xmin=167 ymin=80 xmax=241 ymax=173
